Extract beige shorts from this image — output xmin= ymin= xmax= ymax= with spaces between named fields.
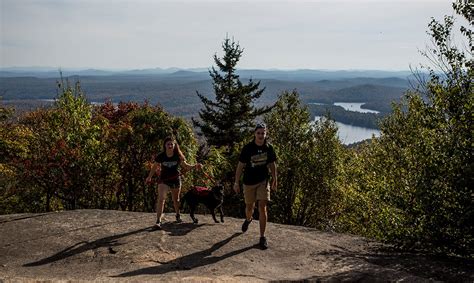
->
xmin=243 ymin=181 xmax=270 ymax=204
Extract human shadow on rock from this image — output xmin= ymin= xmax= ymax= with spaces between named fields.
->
xmin=24 ymin=226 xmax=156 ymax=267
xmin=159 ymin=222 xmax=206 ymax=236
xmin=114 ymin=232 xmax=257 ymax=277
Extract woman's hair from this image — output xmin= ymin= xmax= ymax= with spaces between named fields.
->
xmin=162 ymin=136 xmax=186 ymax=161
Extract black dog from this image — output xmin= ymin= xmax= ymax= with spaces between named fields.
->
xmin=181 ymin=185 xmax=224 ymax=224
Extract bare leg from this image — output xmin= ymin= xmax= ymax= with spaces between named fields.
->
xmin=258 ymin=200 xmax=268 ymax=237
xmin=171 ymin=186 xmax=181 ymax=215
xmin=245 ymin=203 xmax=255 ymax=221
xmin=156 ymin=184 xmax=169 ymax=222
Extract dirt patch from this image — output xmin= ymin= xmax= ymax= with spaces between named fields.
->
xmin=0 ymin=209 xmax=472 ymax=282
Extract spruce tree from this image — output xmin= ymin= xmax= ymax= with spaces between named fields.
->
xmin=193 ymin=37 xmax=271 ymax=147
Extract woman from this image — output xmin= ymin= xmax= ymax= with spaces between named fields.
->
xmin=146 ymin=136 xmax=201 ymax=229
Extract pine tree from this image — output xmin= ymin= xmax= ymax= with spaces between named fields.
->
xmin=193 ymin=37 xmax=272 ymax=147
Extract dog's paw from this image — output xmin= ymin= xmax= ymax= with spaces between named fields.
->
xmin=193 ymin=219 xmax=199 ymax=224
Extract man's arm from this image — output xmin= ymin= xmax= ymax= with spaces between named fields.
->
xmin=268 ymin=162 xmax=277 ymax=191
xmin=233 ymin=161 xmax=245 ymax=193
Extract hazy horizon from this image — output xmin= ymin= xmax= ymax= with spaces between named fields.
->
xmin=0 ymin=66 xmax=415 ymax=72
xmin=1 ymin=0 xmax=455 ymax=71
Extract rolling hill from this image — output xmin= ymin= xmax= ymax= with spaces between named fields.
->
xmin=0 ymin=68 xmax=414 ymax=128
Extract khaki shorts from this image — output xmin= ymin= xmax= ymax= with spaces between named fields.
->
xmin=243 ymin=181 xmax=270 ymax=204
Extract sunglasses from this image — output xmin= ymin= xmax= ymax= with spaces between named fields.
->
xmin=255 ymin=123 xmax=266 ymax=130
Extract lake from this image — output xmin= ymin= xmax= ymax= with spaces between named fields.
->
xmin=310 ymin=102 xmax=381 ymax=144
xmin=314 ymin=116 xmax=381 ymax=145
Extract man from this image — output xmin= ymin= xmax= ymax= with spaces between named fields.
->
xmin=233 ymin=123 xmax=277 ymax=250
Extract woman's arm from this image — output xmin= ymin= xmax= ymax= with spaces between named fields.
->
xmin=180 ymin=156 xmax=202 ymax=172
xmin=146 ymin=162 xmax=160 ymax=184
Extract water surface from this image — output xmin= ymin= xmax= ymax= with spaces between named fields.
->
xmin=314 ymin=116 xmax=380 ymax=144
xmin=333 ymin=102 xmax=379 ymax=114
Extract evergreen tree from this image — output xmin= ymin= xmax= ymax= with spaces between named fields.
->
xmin=193 ymin=37 xmax=272 ymax=147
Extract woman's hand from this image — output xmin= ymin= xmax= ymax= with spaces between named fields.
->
xmin=271 ymin=179 xmax=278 ymax=191
xmin=145 ymin=176 xmax=152 ymax=184
xmin=195 ymin=163 xmax=203 ymax=170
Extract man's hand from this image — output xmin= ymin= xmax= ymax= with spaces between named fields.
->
xmin=233 ymin=182 xmax=240 ymax=194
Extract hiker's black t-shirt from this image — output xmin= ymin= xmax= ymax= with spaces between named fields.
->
xmin=239 ymin=141 xmax=277 ymax=185
xmin=155 ymin=152 xmax=181 ymax=185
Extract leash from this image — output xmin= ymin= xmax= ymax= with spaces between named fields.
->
xmin=201 ymin=171 xmax=218 ymax=186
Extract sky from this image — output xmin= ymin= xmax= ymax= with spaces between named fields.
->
xmin=0 ymin=0 xmax=456 ymax=71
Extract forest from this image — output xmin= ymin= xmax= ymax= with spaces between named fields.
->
xmin=0 ymin=1 xmax=472 ymax=258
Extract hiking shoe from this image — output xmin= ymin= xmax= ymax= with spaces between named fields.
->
xmin=241 ymin=218 xmax=252 ymax=233
xmin=175 ymin=214 xmax=183 ymax=223
xmin=259 ymin=236 xmax=268 ymax=250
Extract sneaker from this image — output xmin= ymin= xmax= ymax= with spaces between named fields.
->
xmin=175 ymin=214 xmax=183 ymax=223
xmin=155 ymin=220 xmax=162 ymax=230
xmin=241 ymin=218 xmax=252 ymax=233
xmin=259 ymin=236 xmax=268 ymax=250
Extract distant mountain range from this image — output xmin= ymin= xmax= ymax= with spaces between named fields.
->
xmin=1 ymin=67 xmax=425 ymax=130
xmin=0 ymin=67 xmax=415 ymax=81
